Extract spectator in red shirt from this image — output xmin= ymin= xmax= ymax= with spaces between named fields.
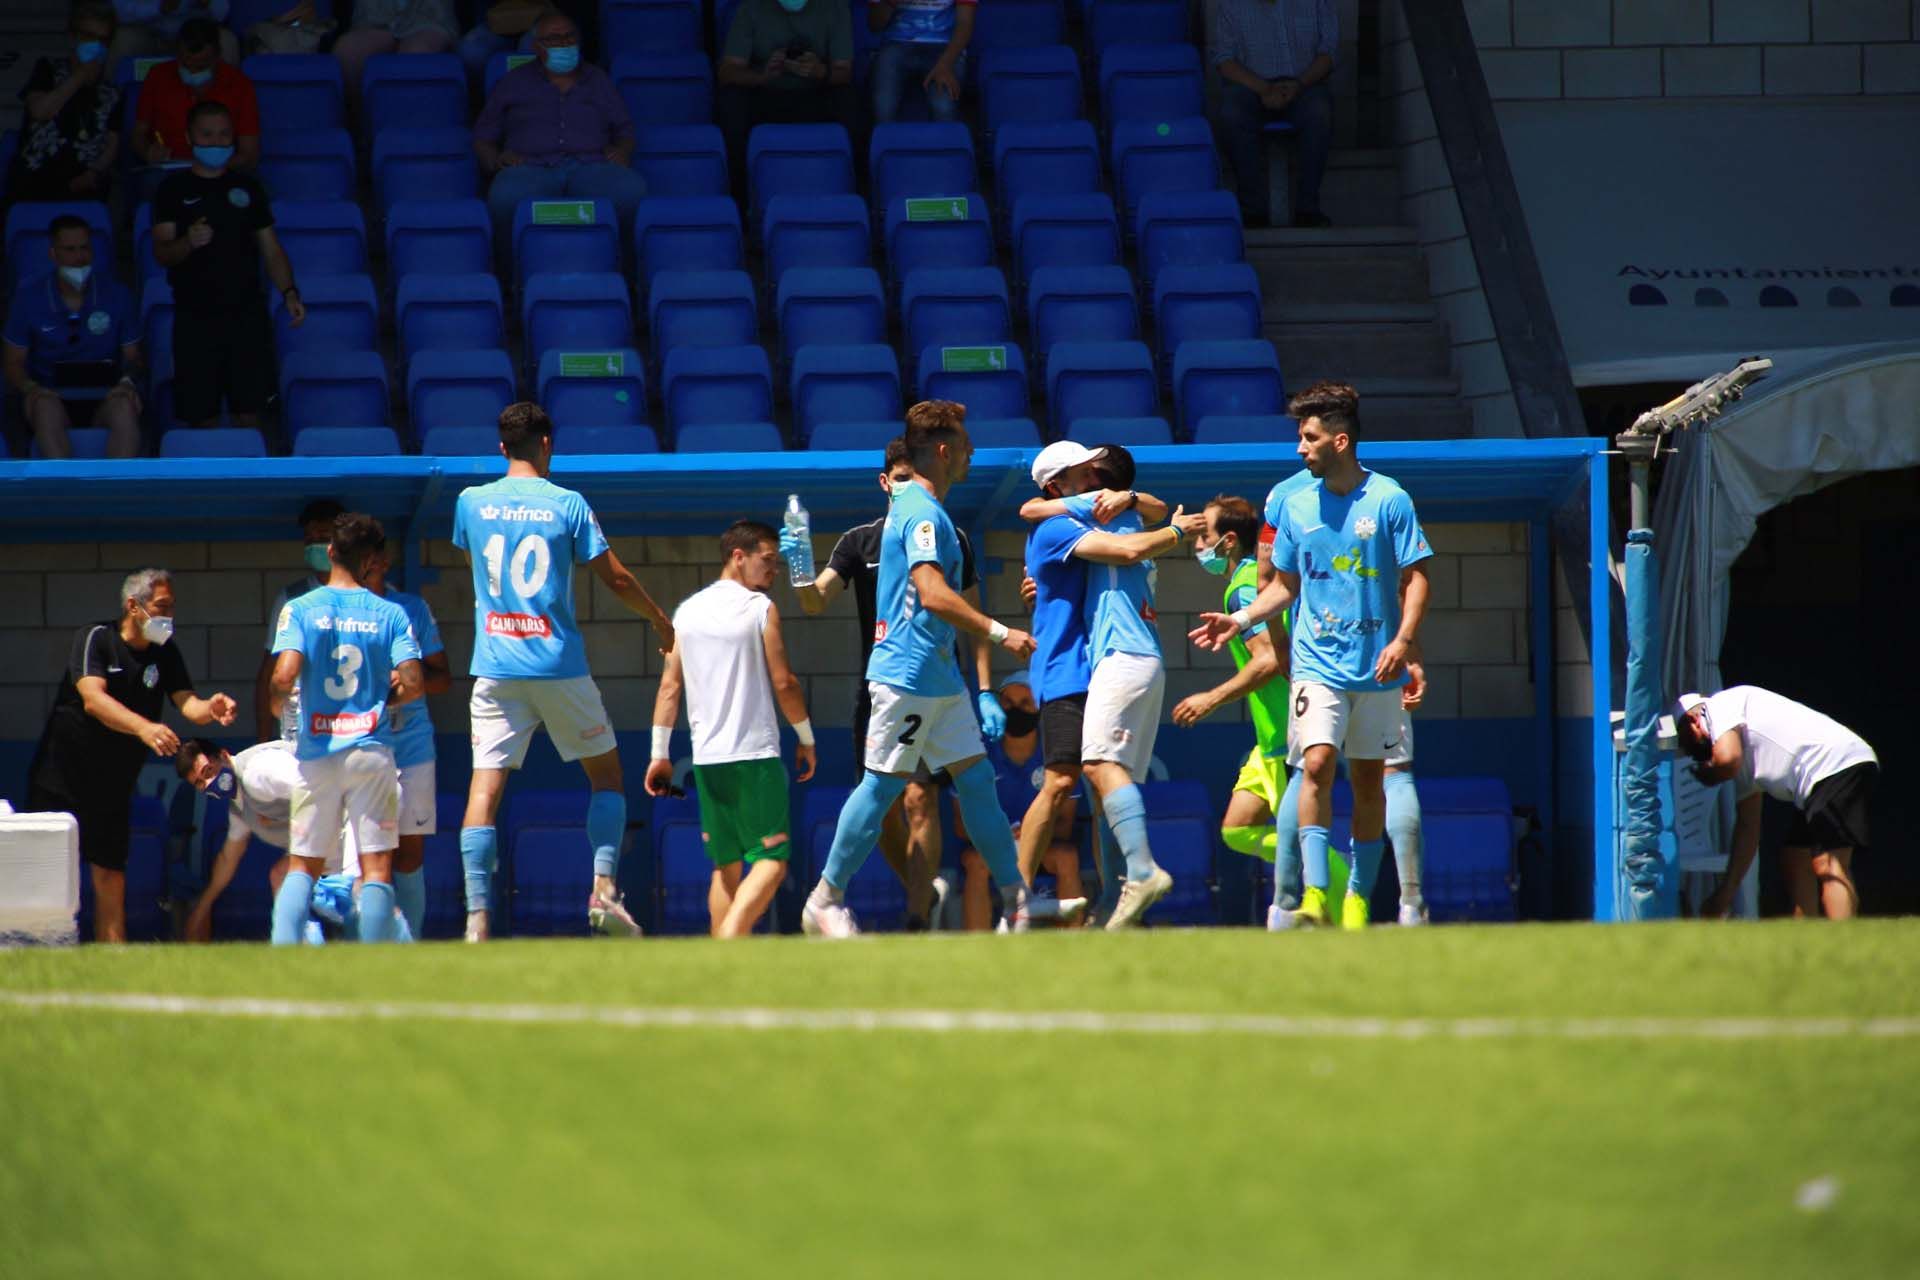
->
xmin=133 ymin=18 xmax=260 ymax=173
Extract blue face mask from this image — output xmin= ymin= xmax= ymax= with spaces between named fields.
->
xmin=180 ymin=66 xmax=214 ymax=87
xmin=1196 ymin=539 xmax=1230 ymax=576
xmin=74 ymin=40 xmax=105 ymax=63
xmin=192 ymin=143 xmax=234 ymax=169
xmin=777 ymin=0 xmax=808 ymax=11
xmin=543 ymin=44 xmax=579 ymax=73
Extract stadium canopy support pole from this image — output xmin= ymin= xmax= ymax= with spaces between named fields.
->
xmin=1588 ymin=453 xmax=1615 ymax=921
xmin=1529 ymin=517 xmax=1555 ymax=891
xmin=1617 ymin=433 xmax=1673 ymax=920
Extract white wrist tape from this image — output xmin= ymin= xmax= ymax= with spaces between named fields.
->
xmin=650 ymin=726 xmax=672 ymax=760
xmin=1229 ymin=609 xmax=1253 ymax=632
xmin=987 ymin=620 xmax=1009 ymax=644
xmin=793 ymin=719 xmax=815 ymax=747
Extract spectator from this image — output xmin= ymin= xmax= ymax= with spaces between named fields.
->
xmin=25 ymin=568 xmax=238 ymax=943
xmin=5 ymin=3 xmax=123 ymax=206
xmin=3 ymin=215 xmax=143 ymax=459
xmin=1207 ymin=0 xmax=1335 ymax=228
xmin=716 ymin=0 xmax=855 ymax=201
xmin=472 ymin=8 xmax=645 ymax=239
xmin=132 ymin=18 xmax=261 ymax=180
xmin=255 ymin=497 xmax=345 ymax=741
xmin=866 ymin=0 xmax=974 ymax=125
xmin=334 ymin=0 xmax=461 ymax=119
xmin=109 ymin=0 xmax=239 ymax=71
xmin=956 ymin=671 xmax=1081 ymax=931
xmin=151 ymin=100 xmax=304 ymax=429
xmin=458 ymin=0 xmax=542 ymax=87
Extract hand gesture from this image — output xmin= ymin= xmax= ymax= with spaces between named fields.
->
xmin=207 ymin=692 xmax=238 ymax=726
xmin=141 ymin=721 xmax=181 ymax=757
xmin=1189 ymin=611 xmax=1241 ymax=651
xmin=1400 ymin=661 xmax=1426 ymax=711
xmin=643 ymin=757 xmax=675 ymax=796
xmin=1171 ymin=692 xmax=1216 ymax=728
xmin=146 ymin=137 xmax=173 ymax=165
xmin=1261 ymin=78 xmax=1299 ymax=110
xmin=976 ymin=690 xmax=1005 ymax=741
xmin=1019 ymin=574 xmax=1036 ymax=609
xmin=794 ymin=742 xmax=816 ymax=782
xmin=791 ymin=51 xmax=825 ymax=80
xmin=652 ymin=614 xmax=675 ymax=656
xmin=762 ymin=49 xmax=787 ymax=79
xmin=1090 ymin=488 xmax=1132 ymax=522
xmin=1171 ymin=506 xmax=1208 ymax=539
xmin=187 ymin=217 xmax=213 ymax=249
xmin=999 ymin=627 xmax=1036 ymax=658
xmin=1372 ymin=637 xmax=1412 ymax=685
xmin=923 ymin=58 xmax=961 ymax=101
xmin=283 ymin=293 xmax=306 ymax=327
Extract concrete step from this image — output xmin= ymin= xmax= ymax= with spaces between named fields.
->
xmin=1357 ymin=395 xmax=1475 ymax=440
xmin=1248 ymin=225 xmax=1418 ymax=250
xmin=1267 ymin=317 xmax=1454 ymax=381
xmin=1264 ymin=301 xmax=1437 ymax=325
xmin=1317 ymin=152 xmax=1402 ymax=229
xmin=1250 ymin=244 xmax=1432 ymax=307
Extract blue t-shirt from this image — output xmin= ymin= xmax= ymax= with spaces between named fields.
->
xmin=867 ymin=481 xmax=966 ymax=697
xmin=451 ymin=475 xmax=610 ymax=680
xmin=379 ymin=588 xmax=443 ymax=769
xmin=2 ymin=272 xmax=136 ymax=385
xmin=875 ymin=0 xmax=972 ymax=44
xmin=1064 ymin=495 xmax=1161 ymax=665
xmin=1268 ymin=469 xmax=1432 ymax=691
xmin=1025 ymin=514 xmax=1094 ymax=704
xmin=987 ymin=739 xmax=1077 ymax=834
xmin=271 ymin=587 xmax=422 ymax=761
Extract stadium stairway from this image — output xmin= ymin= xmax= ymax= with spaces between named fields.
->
xmin=1249 ymin=147 xmax=1470 ymax=440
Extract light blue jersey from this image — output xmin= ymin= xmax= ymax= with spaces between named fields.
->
xmin=1268 ymin=469 xmax=1432 ymax=691
xmin=271 ymin=587 xmax=422 ymax=761
xmin=866 ymin=480 xmax=966 ymax=697
xmin=1064 ymin=495 xmax=1161 ymax=666
xmin=1261 ymin=469 xmax=1315 ymax=532
xmin=452 ymin=476 xmax=609 ymax=680
xmin=380 ymin=588 xmax=443 ymax=768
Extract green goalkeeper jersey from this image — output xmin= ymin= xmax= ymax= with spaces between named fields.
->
xmin=1225 ymin=558 xmax=1290 ymax=757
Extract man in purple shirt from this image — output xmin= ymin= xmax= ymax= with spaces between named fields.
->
xmin=472 ymin=8 xmax=646 ymax=237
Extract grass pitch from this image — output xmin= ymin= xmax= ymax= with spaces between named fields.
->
xmin=4 ymin=922 xmax=1919 ymax=1278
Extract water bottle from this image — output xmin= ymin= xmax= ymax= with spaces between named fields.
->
xmin=784 ymin=494 xmax=815 ymax=587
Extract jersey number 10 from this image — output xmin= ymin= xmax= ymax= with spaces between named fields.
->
xmin=481 ymin=532 xmax=553 ymax=600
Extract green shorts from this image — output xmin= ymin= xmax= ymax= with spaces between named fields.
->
xmin=693 ymin=757 xmax=792 ymax=866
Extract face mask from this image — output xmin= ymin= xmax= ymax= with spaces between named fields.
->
xmin=304 ymin=543 xmax=331 ymax=575
xmin=889 ymin=479 xmax=915 ymax=498
xmin=1196 ymin=540 xmax=1230 ymax=576
xmin=1002 ymin=706 xmax=1040 ymax=738
xmin=210 ymin=766 xmax=236 ymax=798
xmin=57 ymin=264 xmax=92 ymax=288
xmin=192 ymin=144 xmax=234 ymax=169
xmin=138 ymin=608 xmax=175 ymax=645
xmin=543 ymin=44 xmax=580 ymax=73
xmin=778 ymin=0 xmax=808 ymax=10
xmin=75 ymin=40 xmax=105 ymax=63
xmin=180 ymin=66 xmax=214 ymax=87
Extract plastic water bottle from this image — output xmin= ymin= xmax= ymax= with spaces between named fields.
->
xmin=784 ymin=494 xmax=814 ymax=587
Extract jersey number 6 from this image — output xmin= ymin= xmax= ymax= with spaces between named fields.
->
xmin=481 ymin=532 xmax=553 ymax=600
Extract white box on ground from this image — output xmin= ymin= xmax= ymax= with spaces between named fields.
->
xmin=0 ymin=810 xmax=80 ymax=946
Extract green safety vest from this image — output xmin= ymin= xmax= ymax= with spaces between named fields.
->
xmin=1226 ymin=558 xmax=1290 ymax=757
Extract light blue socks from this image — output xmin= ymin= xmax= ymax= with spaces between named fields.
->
xmin=951 ymin=760 xmax=1024 ymax=890
xmin=1385 ymin=769 xmax=1424 ymax=907
xmin=1272 ymin=768 xmax=1304 ymax=910
xmin=587 ymin=790 xmax=626 ymax=878
xmin=357 ymin=881 xmax=397 ymax=942
xmin=822 ymin=771 xmax=910 ymax=892
xmin=1300 ymin=825 xmax=1331 ymax=892
xmin=271 ymin=870 xmax=314 ymax=946
xmin=392 ymin=868 xmax=426 ymax=940
xmin=1348 ymin=838 xmax=1386 ymax=901
xmin=1092 ymin=804 xmax=1123 ymax=919
xmin=460 ymin=826 xmax=497 ymax=912
xmin=1101 ymin=783 xmax=1155 ymax=881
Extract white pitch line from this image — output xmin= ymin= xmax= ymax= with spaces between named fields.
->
xmin=4 ymin=990 xmax=1920 ymax=1040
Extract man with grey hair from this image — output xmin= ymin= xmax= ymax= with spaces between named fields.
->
xmin=26 ymin=568 xmax=238 ymax=942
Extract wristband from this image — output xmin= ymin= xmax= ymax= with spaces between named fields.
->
xmin=1170 ymin=522 xmax=1185 ymax=543
xmin=650 ymin=726 xmax=672 ymax=760
xmin=1229 ymin=608 xmax=1252 ymax=632
xmin=793 ymin=718 xmax=815 ymax=747
xmin=987 ymin=620 xmax=1009 ymax=644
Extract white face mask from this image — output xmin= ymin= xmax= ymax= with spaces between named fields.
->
xmin=57 ymin=264 xmax=92 ymax=288
xmin=138 ymin=607 xmax=174 ymax=645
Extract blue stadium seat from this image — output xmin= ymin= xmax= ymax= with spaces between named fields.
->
xmin=408 ymin=348 xmax=516 ymax=433
xmin=647 ymin=269 xmax=758 ymax=365
xmin=386 ymin=198 xmax=494 ymax=282
xmin=978 ymin=46 xmax=1081 ymax=140
xmin=1064 ymin=415 xmax=1173 ymax=447
xmin=1192 ymin=414 xmax=1296 ymax=445
xmin=371 ymin=128 xmax=479 ymax=220
xmin=801 ymin=787 xmax=906 ymax=929
xmin=158 ymin=427 xmax=269 ymax=457
xmin=1011 ymin=192 xmax=1120 ymax=291
xmin=396 ymin=273 xmax=504 ymax=361
xmin=762 ymin=194 xmax=871 ymax=290
xmin=511 ymin=196 xmax=619 ymax=290
xmin=132 ymin=203 xmax=162 ymax=282
xmin=560 ymin=423 xmax=660 ymax=453
xmin=993 ymin=122 xmax=1101 ymax=242
xmin=661 ymin=344 xmax=774 ymax=438
xmin=280 ymin=350 xmax=389 ymax=433
xmin=651 ymin=792 xmax=711 ymax=935
xmin=1173 ymin=338 xmax=1284 ymax=431
xmin=484 ymin=51 xmax=537 ymax=96
xmin=292 ymin=426 xmax=404 ymax=456
xmin=244 ymin=54 xmax=345 ymax=128
xmin=1135 ymin=190 xmax=1245 ymax=292
xmin=612 ymin=52 xmax=713 ymax=126
xmin=1137 ymin=779 xmax=1216 ymax=924
xmin=775 ymin=267 xmax=885 ymax=366
xmin=791 ymin=345 xmax=900 ymax=441
xmin=1153 ymin=262 xmax=1262 ymax=379
xmin=507 ymin=818 xmax=593 ymax=936
xmin=919 ymin=343 xmax=1029 ymax=421
xmin=1109 ymin=116 xmax=1217 ymax=233
xmin=600 ymin=0 xmax=703 ymax=54
xmin=673 ymin=421 xmax=786 ymax=452
xmin=968 ymin=417 xmax=1045 ymax=449
xmin=272 ymin=200 xmax=368 ymax=278
xmin=139 ymin=278 xmax=172 ymax=354
xmin=901 ymin=267 xmax=1010 ymax=367
xmin=275 ymin=274 xmax=379 ymax=356
xmin=1046 ymin=341 xmax=1158 ymax=433
xmin=521 ymin=272 xmax=635 ymax=373
xmin=634 ymin=125 xmax=730 ymax=198
xmin=869 ymin=122 xmax=976 ymax=213
xmin=1412 ymin=777 xmax=1517 ymax=923
xmin=419 ymin=791 xmax=476 ymax=938
xmin=883 ymin=192 xmax=992 ymax=289
xmin=1028 ymin=266 xmax=1138 ymax=369
xmin=1086 ymin=0 xmax=1191 ymax=60
xmin=361 ymin=52 xmax=467 ymax=136
xmin=1099 ymin=43 xmax=1204 ymax=128
xmin=537 ymin=347 xmax=647 ymax=426
xmin=6 ymin=201 xmax=110 ymax=286
xmin=257 ymin=129 xmax=356 ymax=203
xmin=747 ymin=123 xmax=855 ymax=225
xmin=809 ymin=421 xmax=900 ymax=453
xmin=971 ymin=0 xmax=1067 ymax=54
xmin=421 ymin=424 xmax=506 ymax=456
xmin=633 ymin=197 xmax=744 ymax=299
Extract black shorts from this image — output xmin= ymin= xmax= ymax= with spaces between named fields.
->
xmin=1786 ymin=762 xmax=1876 ymax=850
xmin=27 ymin=780 xmax=132 ymax=872
xmin=172 ymin=304 xmax=276 ymax=423
xmin=851 ymin=683 xmax=952 ymax=787
xmin=1039 ymin=692 xmax=1087 ymax=768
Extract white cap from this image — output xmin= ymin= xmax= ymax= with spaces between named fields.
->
xmin=1031 ymin=441 xmax=1107 ymax=490
xmin=1675 ymin=693 xmax=1708 ymax=717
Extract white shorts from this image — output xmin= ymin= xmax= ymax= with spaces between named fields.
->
xmin=398 ymin=759 xmax=437 ymax=836
xmin=864 ymin=682 xmax=984 ymax=775
xmin=1286 ymin=682 xmax=1406 ymax=766
xmin=471 ymin=675 xmax=615 ymax=770
xmin=290 ymin=744 xmax=399 ymax=871
xmin=1082 ymin=651 xmax=1165 ymax=778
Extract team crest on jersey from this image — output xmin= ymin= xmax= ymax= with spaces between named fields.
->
xmin=913 ymin=520 xmax=937 ymax=552
xmin=1354 ymin=516 xmax=1377 ymax=539
xmin=1030 ymin=766 xmax=1045 ymax=790
xmin=486 ymin=611 xmax=553 ymax=639
xmin=142 ymin=665 xmax=159 ymax=688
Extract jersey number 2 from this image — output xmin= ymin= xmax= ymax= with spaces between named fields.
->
xmin=481 ymin=532 xmax=553 ymax=600
xmin=324 ymin=645 xmax=363 ymax=699
xmin=898 ymin=714 xmax=923 ymax=745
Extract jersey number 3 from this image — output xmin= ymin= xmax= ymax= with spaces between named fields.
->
xmin=325 ymin=644 xmax=364 ymax=699
xmin=481 ymin=532 xmax=553 ymax=600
